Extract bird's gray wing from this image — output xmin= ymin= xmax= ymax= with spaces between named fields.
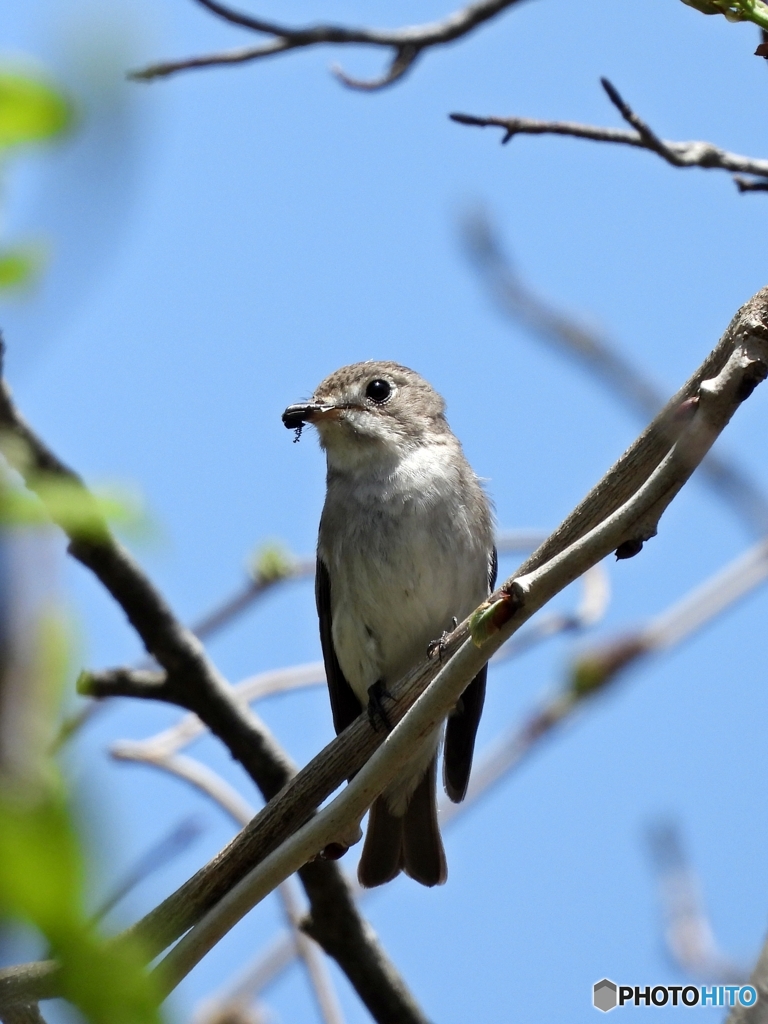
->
xmin=316 ymin=557 xmax=363 ymax=735
xmin=443 ymin=545 xmax=498 ymax=803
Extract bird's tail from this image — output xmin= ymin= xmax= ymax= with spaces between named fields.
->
xmin=357 ymin=757 xmax=447 ymax=888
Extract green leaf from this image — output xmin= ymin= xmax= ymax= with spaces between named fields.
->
xmin=0 ymin=70 xmax=72 ymax=149
xmin=0 ymin=245 xmax=45 ymax=291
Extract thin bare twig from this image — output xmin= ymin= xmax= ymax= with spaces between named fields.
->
xmin=193 ymin=943 xmax=284 ymax=1024
xmin=192 ymin=529 xmax=543 ymax=648
xmin=451 ymin=78 xmax=768 ymax=192
xmin=129 ymin=0 xmax=530 ymax=90
xmin=189 ymin=558 xmax=315 ymax=644
xmin=461 ymin=210 xmax=768 ymax=535
xmin=566 ymin=532 xmax=768 ymax=700
xmin=735 ymin=177 xmax=768 ymax=193
xmin=57 ymin=553 xmax=313 ymax=741
xmin=449 ymin=529 xmax=768 ymax=832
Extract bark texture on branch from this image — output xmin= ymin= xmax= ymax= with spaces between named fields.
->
xmin=150 ymin=298 xmax=768 ymax=985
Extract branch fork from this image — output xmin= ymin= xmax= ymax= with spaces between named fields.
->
xmin=451 ymin=79 xmax=768 ymax=192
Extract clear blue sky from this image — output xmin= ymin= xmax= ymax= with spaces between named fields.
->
xmin=4 ymin=0 xmax=768 ymax=1021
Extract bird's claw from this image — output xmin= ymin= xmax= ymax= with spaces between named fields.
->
xmin=427 ymin=619 xmax=457 ymax=662
xmin=367 ymin=679 xmax=394 ymax=732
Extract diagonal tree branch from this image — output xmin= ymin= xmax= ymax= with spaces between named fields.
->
xmin=60 ymin=536 xmax=768 ymax=1006
xmin=115 ymin=285 xmax=768 ymax=975
xmin=105 ymin=285 xmax=768 ymax=968
xmin=129 ymin=0 xmax=531 ymax=90
xmin=444 ymin=531 xmax=768 ymax=834
xmin=190 ymin=556 xmax=315 ymax=644
xmin=451 ymin=78 xmax=768 ymax=192
xmin=0 ymin=351 xmax=427 ymax=1024
xmin=460 ymin=210 xmax=768 ymax=535
xmin=152 ymin=306 xmax=768 ymax=987
xmin=111 ymin=561 xmax=608 ymax=1009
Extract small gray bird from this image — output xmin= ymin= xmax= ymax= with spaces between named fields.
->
xmin=283 ymin=361 xmax=496 ymax=888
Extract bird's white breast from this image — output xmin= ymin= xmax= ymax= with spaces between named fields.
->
xmin=318 ymin=441 xmax=491 ymax=705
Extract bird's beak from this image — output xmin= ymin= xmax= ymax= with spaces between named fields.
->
xmin=282 ymin=402 xmax=337 ymax=430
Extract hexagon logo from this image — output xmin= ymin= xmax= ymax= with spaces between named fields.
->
xmin=593 ymin=979 xmax=618 ymax=1012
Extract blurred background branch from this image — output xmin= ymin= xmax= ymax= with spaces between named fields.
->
xmin=646 ymin=821 xmax=746 ymax=983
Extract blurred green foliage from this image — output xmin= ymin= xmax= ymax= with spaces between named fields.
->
xmin=0 ymin=66 xmax=74 ymax=294
xmin=0 ymin=615 xmax=162 ymax=1024
xmin=0 ymin=428 xmax=149 ymax=541
xmin=0 ymin=71 xmax=72 ymax=149
xmin=0 ymin=472 xmax=146 ymax=540
xmin=0 ymin=436 xmax=159 ymax=1021
xmin=0 ymin=246 xmax=44 ymax=291
xmin=249 ymin=539 xmax=296 ymax=585
xmin=0 ymin=55 xmax=163 ymax=1024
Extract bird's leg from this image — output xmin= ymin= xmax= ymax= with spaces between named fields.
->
xmin=367 ymin=679 xmax=394 ymax=732
xmin=427 ymin=617 xmax=458 ymax=663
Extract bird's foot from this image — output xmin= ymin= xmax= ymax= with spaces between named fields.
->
xmin=367 ymin=679 xmax=394 ymax=732
xmin=427 ymin=618 xmax=458 ymax=662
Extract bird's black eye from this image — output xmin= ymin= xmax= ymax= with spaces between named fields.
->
xmin=365 ymin=378 xmax=391 ymax=403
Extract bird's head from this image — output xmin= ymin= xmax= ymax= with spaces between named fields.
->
xmin=282 ymin=361 xmax=450 ymax=471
